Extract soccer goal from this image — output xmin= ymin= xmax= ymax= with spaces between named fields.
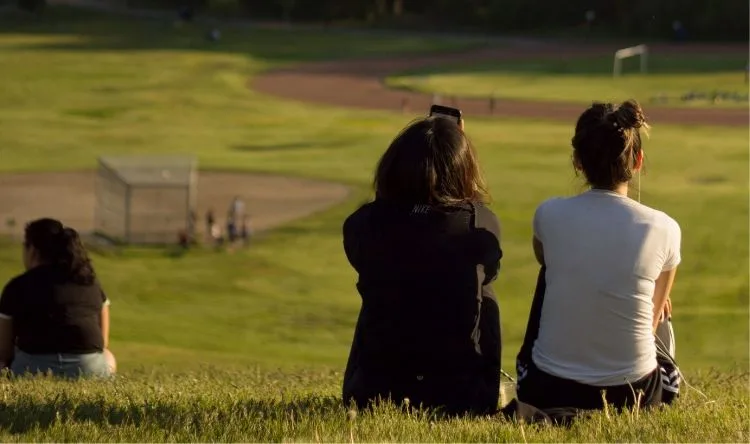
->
xmin=613 ymin=44 xmax=648 ymax=77
xmin=94 ymin=155 xmax=198 ymax=245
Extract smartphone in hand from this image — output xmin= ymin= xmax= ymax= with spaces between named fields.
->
xmin=429 ymin=104 xmax=462 ymax=124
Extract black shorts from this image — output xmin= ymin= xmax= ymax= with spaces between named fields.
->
xmin=516 ymin=358 xmax=668 ymax=411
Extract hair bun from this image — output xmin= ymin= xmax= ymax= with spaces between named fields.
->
xmin=62 ymin=227 xmax=78 ymax=241
xmin=610 ymin=99 xmax=648 ymax=131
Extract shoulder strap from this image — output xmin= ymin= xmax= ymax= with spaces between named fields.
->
xmin=517 ymin=266 xmax=546 ymax=364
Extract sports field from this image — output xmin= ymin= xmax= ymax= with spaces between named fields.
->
xmin=388 ymin=52 xmax=750 ymax=108
xmin=0 ymin=7 xmax=747 ymax=442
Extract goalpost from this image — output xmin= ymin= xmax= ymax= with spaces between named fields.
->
xmin=613 ymin=44 xmax=648 ymax=77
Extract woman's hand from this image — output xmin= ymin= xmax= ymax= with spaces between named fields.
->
xmin=662 ymin=296 xmax=672 ymax=321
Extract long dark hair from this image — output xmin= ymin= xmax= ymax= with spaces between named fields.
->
xmin=24 ymin=218 xmax=96 ymax=285
xmin=374 ymin=117 xmax=488 ymax=205
xmin=571 ymin=99 xmax=649 ymax=190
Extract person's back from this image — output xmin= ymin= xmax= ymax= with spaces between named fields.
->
xmin=515 ymin=100 xmax=681 ymax=412
xmin=0 ymin=219 xmax=115 ymax=378
xmin=533 ymin=192 xmax=679 ymax=385
xmin=5 ymin=265 xmax=106 ymax=353
xmin=342 ymin=116 xmax=502 ymax=415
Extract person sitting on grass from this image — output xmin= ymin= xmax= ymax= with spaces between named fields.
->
xmin=515 ymin=100 xmax=680 ymax=414
xmin=0 ymin=218 xmax=116 ymax=378
xmin=342 ymin=116 xmax=503 ymax=416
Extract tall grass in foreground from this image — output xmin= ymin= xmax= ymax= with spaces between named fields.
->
xmin=1 ymin=369 xmax=747 ymax=442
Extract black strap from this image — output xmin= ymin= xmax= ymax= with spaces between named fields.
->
xmin=517 ymin=266 xmax=546 ymax=364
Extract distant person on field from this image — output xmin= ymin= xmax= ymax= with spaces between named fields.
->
xmin=240 ymin=215 xmax=252 ymax=246
xmin=178 ymin=229 xmax=189 ymax=249
xmin=226 ymin=214 xmax=237 ymax=243
xmin=178 ymin=5 xmax=194 ymax=22
xmin=515 ymin=100 xmax=680 ymax=414
xmin=229 ymin=196 xmax=245 ymax=224
xmin=672 ymin=20 xmax=688 ymax=42
xmin=205 ymin=209 xmax=215 ymax=243
xmin=342 ymin=116 xmax=503 ymax=416
xmin=0 ymin=219 xmax=116 ymax=378
xmin=210 ymin=222 xmax=223 ymax=247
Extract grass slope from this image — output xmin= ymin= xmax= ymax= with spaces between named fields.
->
xmin=0 ymin=5 xmax=747 ymax=374
xmin=0 ymin=8 xmax=747 ymax=441
xmin=0 ymin=369 xmax=748 ymax=442
xmin=387 ymin=53 xmax=750 ymax=108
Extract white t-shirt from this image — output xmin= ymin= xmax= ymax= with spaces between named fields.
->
xmin=532 ymin=189 xmax=681 ymax=386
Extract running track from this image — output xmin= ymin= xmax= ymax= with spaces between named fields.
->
xmin=253 ymin=42 xmax=749 ymax=127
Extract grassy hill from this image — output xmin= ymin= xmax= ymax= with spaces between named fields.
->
xmin=0 ymin=7 xmax=747 ymax=441
xmin=1 ymin=368 xmax=747 ymax=442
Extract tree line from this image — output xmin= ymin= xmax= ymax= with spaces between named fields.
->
xmin=218 ymin=0 xmax=749 ymax=40
xmin=21 ymin=0 xmax=750 ymax=41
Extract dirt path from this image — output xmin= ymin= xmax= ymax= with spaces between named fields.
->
xmin=254 ymin=42 xmax=749 ymax=127
xmin=0 ymin=172 xmax=350 ymax=237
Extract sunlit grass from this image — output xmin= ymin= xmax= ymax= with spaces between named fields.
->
xmin=387 ymin=54 xmax=750 ymax=108
xmin=0 ymin=8 xmax=747 ymax=441
xmin=0 ymin=368 xmax=747 ymax=442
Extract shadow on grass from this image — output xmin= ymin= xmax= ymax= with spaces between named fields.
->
xmin=231 ymin=138 xmax=356 ymax=152
xmin=0 ymin=393 xmax=343 ymax=434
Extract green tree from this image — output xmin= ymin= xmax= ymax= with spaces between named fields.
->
xmin=18 ymin=0 xmax=45 ymax=12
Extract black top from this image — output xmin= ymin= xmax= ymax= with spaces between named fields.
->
xmin=0 ymin=264 xmax=108 ymax=354
xmin=342 ymin=199 xmax=503 ymax=415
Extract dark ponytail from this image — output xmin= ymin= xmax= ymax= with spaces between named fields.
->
xmin=571 ymin=99 xmax=649 ymax=190
xmin=24 ymin=218 xmax=96 ymax=285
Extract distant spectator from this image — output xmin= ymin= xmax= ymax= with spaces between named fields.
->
xmin=205 ymin=209 xmax=215 ymax=243
xmin=584 ymin=10 xmax=596 ymax=30
xmin=178 ymin=229 xmax=189 ymax=249
xmin=672 ymin=20 xmax=688 ymax=42
xmin=226 ymin=216 xmax=237 ymax=243
xmin=240 ymin=215 xmax=252 ymax=246
xmin=207 ymin=29 xmax=221 ymax=42
xmin=228 ymin=196 xmax=245 ymax=224
xmin=210 ymin=222 xmax=224 ymax=247
xmin=178 ymin=5 xmax=194 ymax=22
xmin=0 ymin=219 xmax=116 ymax=378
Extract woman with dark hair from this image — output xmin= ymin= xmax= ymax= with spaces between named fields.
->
xmin=516 ymin=100 xmax=680 ymax=412
xmin=342 ymin=116 xmax=502 ymax=415
xmin=0 ymin=218 xmax=116 ymax=378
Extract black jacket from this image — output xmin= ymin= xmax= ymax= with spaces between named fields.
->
xmin=342 ymin=199 xmax=502 ymax=415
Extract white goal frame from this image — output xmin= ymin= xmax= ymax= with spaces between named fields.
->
xmin=613 ymin=44 xmax=648 ymax=77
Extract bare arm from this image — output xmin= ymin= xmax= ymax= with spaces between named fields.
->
xmin=101 ymin=305 xmax=110 ymax=349
xmin=652 ymin=268 xmax=677 ymax=332
xmin=0 ymin=318 xmax=13 ymax=368
xmin=533 ymin=236 xmax=545 ymax=266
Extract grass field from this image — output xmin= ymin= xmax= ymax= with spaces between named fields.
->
xmin=387 ymin=53 xmax=750 ymax=108
xmin=0 ymin=7 xmax=748 ymax=441
xmin=1 ymin=369 xmax=747 ymax=442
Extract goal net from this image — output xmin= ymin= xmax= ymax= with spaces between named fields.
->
xmin=613 ymin=44 xmax=648 ymax=77
xmin=94 ymin=155 xmax=198 ymax=245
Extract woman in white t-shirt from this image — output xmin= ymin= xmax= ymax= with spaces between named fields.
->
xmin=515 ymin=100 xmax=681 ymax=412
